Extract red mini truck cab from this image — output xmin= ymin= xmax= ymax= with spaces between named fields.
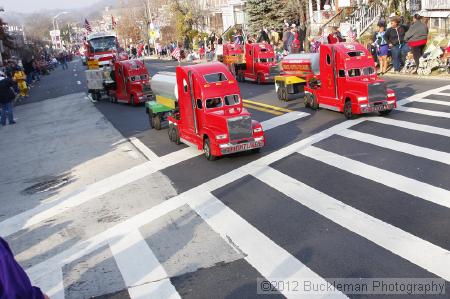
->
xmin=109 ymin=60 xmax=152 ymax=105
xmin=236 ymin=43 xmax=278 ymax=84
xmin=167 ymin=63 xmax=265 ymax=160
xmin=276 ymin=43 xmax=397 ymax=119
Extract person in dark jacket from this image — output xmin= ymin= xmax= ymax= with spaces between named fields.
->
xmin=385 ymin=16 xmax=409 ymax=72
xmin=257 ymin=28 xmax=270 ymax=43
xmin=405 ymin=14 xmax=429 ymax=72
xmin=0 ymin=72 xmax=18 ymax=126
xmin=0 ymin=237 xmax=49 ymax=298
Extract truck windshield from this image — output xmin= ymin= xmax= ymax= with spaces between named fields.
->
xmin=204 ymin=73 xmax=228 ymax=83
xmin=348 ymin=69 xmax=361 ymax=77
xmin=224 ymin=95 xmax=240 ymax=106
xmin=258 ymin=58 xmax=274 ymax=63
xmin=363 ymin=67 xmax=376 ymax=75
xmin=206 ymin=98 xmax=223 ymax=109
xmin=88 ymin=36 xmax=117 ymax=53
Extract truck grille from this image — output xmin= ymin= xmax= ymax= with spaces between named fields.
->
xmin=368 ymin=82 xmax=387 ymax=103
xmin=143 ymin=84 xmax=152 ymax=94
xmin=227 ymin=116 xmax=252 ymax=141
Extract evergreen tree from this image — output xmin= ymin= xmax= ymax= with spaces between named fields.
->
xmin=246 ymin=0 xmax=287 ymax=34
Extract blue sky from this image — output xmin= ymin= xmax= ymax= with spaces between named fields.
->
xmin=2 ymin=0 xmax=98 ymax=13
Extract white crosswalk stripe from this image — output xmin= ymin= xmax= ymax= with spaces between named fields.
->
xmin=337 ymin=129 xmax=450 ymax=165
xmin=396 ymin=84 xmax=450 ymax=118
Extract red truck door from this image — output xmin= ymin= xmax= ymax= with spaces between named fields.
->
xmin=318 ymin=46 xmax=338 ymax=106
xmin=177 ymin=68 xmax=199 ymax=145
xmin=117 ymin=64 xmax=127 ymax=100
xmin=245 ymin=44 xmax=255 ymax=79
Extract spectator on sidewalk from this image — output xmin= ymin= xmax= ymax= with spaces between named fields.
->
xmin=405 ymin=14 xmax=429 ymax=74
xmin=0 ymin=237 xmax=49 ymax=298
xmin=385 ymin=16 xmax=409 ymax=73
xmin=13 ymin=67 xmax=28 ymax=98
xmin=373 ymin=24 xmax=389 ymax=74
xmin=0 ymin=71 xmax=17 ymax=126
xmin=327 ymin=26 xmax=344 ymax=44
xmin=282 ymin=25 xmax=291 ymax=52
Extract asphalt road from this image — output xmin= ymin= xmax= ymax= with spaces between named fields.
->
xmin=6 ymin=58 xmax=450 ymax=298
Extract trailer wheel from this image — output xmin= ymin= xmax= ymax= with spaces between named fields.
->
xmin=148 ymin=109 xmax=154 ymax=128
xmin=379 ymin=109 xmax=392 ymax=116
xmin=203 ymin=138 xmax=217 ymax=161
xmin=344 ymin=100 xmax=353 ymax=119
xmin=281 ymin=87 xmax=288 ymax=102
xmin=152 ymin=113 xmax=162 ymax=130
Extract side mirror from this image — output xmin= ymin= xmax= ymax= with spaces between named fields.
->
xmin=309 ymin=78 xmax=321 ymax=89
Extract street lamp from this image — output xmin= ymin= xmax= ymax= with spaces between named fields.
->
xmin=53 ymin=11 xmax=68 ymax=31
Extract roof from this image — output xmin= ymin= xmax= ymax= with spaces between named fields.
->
xmin=87 ymin=31 xmax=116 ymax=41
xmin=183 ymin=62 xmax=232 ymax=84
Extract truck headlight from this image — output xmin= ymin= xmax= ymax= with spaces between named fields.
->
xmin=216 ymin=134 xmax=227 ymax=140
xmin=357 ymin=96 xmax=367 ymax=102
xmin=387 ymin=92 xmax=395 ymax=98
xmin=253 ymin=127 xmax=263 ymax=133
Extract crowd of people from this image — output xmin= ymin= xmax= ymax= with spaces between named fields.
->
xmin=0 ymin=50 xmax=71 ymax=127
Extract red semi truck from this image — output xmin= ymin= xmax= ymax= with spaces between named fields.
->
xmin=275 ymin=43 xmax=397 ymax=119
xmin=85 ymin=32 xmax=120 ymax=68
xmin=236 ymin=43 xmax=278 ymax=84
xmin=221 ymin=43 xmax=277 ymax=84
xmin=164 ymin=63 xmax=265 ymax=160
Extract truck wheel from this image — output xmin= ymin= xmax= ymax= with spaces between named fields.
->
xmin=304 ymin=94 xmax=311 ymax=108
xmin=257 ymin=74 xmax=263 ymax=85
xmin=310 ymin=93 xmax=319 ymax=110
xmin=153 ymin=114 xmax=162 ymax=130
xmin=203 ymin=138 xmax=217 ymax=161
xmin=344 ymin=100 xmax=353 ymax=119
xmin=173 ymin=126 xmax=181 ymax=145
xmin=379 ymin=109 xmax=392 ymax=116
xmin=130 ymin=95 xmax=135 ymax=106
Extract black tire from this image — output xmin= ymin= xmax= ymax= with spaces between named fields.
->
xmin=148 ymin=109 xmax=154 ymax=128
xmin=281 ymin=87 xmax=288 ymax=102
xmin=153 ymin=114 xmax=162 ymax=130
xmin=344 ymin=100 xmax=353 ymax=119
xmin=130 ymin=95 xmax=134 ymax=106
xmin=168 ymin=125 xmax=175 ymax=142
xmin=304 ymin=94 xmax=311 ymax=108
xmin=310 ymin=93 xmax=319 ymax=110
xmin=237 ymin=72 xmax=244 ymax=82
xmin=203 ymin=138 xmax=216 ymax=161
xmin=379 ymin=109 xmax=392 ymax=116
xmin=173 ymin=126 xmax=181 ymax=145
xmin=257 ymin=73 xmax=263 ymax=85
xmin=277 ymin=85 xmax=284 ymax=101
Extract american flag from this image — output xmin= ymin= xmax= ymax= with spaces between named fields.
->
xmin=111 ymin=16 xmax=117 ymax=30
xmin=84 ymin=19 xmax=92 ymax=33
xmin=347 ymin=28 xmax=357 ymax=43
xmin=171 ymin=47 xmax=181 ymax=60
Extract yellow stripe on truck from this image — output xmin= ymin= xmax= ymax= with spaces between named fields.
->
xmin=156 ymin=95 xmax=176 ymax=109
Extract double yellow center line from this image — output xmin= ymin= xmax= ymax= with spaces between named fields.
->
xmin=243 ymin=99 xmax=293 ymax=115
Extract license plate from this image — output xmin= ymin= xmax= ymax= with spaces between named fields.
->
xmin=362 ymin=104 xmax=392 ymax=113
xmin=222 ymin=141 xmax=264 ymax=154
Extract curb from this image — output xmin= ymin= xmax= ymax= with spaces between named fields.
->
xmin=382 ymin=73 xmax=450 ymax=81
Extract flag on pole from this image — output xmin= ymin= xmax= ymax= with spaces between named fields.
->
xmin=171 ymin=47 xmax=181 ymax=61
xmin=111 ymin=16 xmax=117 ymax=30
xmin=84 ymin=19 xmax=92 ymax=33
